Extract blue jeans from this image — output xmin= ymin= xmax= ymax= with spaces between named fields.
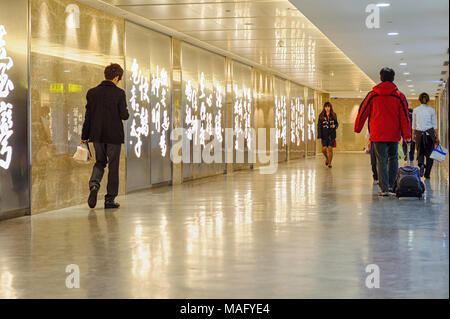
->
xmin=373 ymin=142 xmax=398 ymax=192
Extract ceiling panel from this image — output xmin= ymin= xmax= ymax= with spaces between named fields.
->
xmin=94 ymin=0 xmax=377 ymax=93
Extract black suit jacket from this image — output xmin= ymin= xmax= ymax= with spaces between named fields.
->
xmin=82 ymin=81 xmax=129 ymax=144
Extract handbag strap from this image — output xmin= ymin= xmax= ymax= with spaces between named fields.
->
xmin=85 ymin=142 xmax=92 ymax=158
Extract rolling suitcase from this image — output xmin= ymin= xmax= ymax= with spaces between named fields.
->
xmin=392 ymin=142 xmax=425 ymax=199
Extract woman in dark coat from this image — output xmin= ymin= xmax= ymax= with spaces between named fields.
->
xmin=318 ymin=102 xmax=339 ymax=168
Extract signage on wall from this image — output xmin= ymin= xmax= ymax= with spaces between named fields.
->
xmin=275 ymin=95 xmax=287 ymax=146
xmin=290 ymin=97 xmax=305 ymax=145
xmin=129 ymin=58 xmax=150 ymax=158
xmin=233 ymin=86 xmax=252 ymax=151
xmin=185 ymin=72 xmax=224 ymax=147
xmin=151 ymin=65 xmax=170 ymax=156
xmin=307 ymin=102 xmax=316 ymax=141
xmin=0 ymin=25 xmax=14 ymax=170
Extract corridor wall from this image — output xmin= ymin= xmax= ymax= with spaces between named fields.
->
xmin=30 ymin=0 xmax=126 ymax=213
xmin=274 ymin=77 xmax=289 ymax=163
xmin=305 ymin=88 xmax=317 ymax=156
xmin=289 ymin=82 xmax=306 ymax=160
xmin=253 ymin=69 xmax=275 ymax=168
xmin=181 ymin=43 xmax=227 ymax=181
xmin=125 ymin=21 xmax=172 ymax=192
xmin=5 ymin=0 xmax=325 ymax=216
xmin=231 ymin=61 xmax=254 ymax=172
xmin=0 ymin=0 xmax=30 ymax=220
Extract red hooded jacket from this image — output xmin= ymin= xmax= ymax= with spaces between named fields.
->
xmin=354 ymin=81 xmax=411 ymax=142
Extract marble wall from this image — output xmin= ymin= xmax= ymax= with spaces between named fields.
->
xmin=30 ymin=0 xmax=125 ymax=213
xmin=0 ymin=0 xmax=30 ymax=219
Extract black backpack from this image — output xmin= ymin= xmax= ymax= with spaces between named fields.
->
xmin=393 ymin=166 xmax=425 ymax=199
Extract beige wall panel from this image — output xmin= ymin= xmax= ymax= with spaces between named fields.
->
xmin=253 ymin=69 xmax=274 ymax=167
xmin=31 ymin=0 xmax=125 ymax=213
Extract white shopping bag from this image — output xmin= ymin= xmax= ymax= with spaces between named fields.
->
xmin=73 ymin=144 xmax=92 ymax=164
xmin=430 ymin=144 xmax=447 ymax=163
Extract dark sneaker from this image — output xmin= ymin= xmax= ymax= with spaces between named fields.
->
xmin=328 ymin=165 xmax=332 ymax=168
xmin=378 ymin=191 xmax=389 ymax=197
xmin=88 ymin=185 xmax=99 ymax=208
xmin=424 ymin=175 xmax=430 ymax=179
xmin=105 ymin=201 xmax=120 ymax=209
xmin=419 ymin=165 xmax=425 ymax=177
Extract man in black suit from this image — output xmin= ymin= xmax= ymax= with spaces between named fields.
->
xmin=81 ymin=63 xmax=129 ymax=209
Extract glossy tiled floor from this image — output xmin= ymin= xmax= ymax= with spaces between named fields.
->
xmin=0 ymin=154 xmax=448 ymax=299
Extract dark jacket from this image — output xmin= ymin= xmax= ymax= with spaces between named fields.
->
xmin=82 ymin=81 xmax=129 ymax=144
xmin=354 ymin=81 xmax=411 ymax=142
xmin=318 ymin=112 xmax=338 ymax=141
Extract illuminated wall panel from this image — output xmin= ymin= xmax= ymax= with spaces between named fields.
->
xmin=306 ymin=88 xmax=317 ymax=156
xmin=181 ymin=43 xmax=226 ymax=181
xmin=125 ymin=21 xmax=172 ymax=191
xmin=30 ymin=0 xmax=125 ymax=213
xmin=289 ymin=82 xmax=306 ymax=160
xmin=0 ymin=0 xmax=29 ymax=218
xmin=253 ymin=69 xmax=274 ymax=168
xmin=274 ymin=77 xmax=288 ymax=162
xmin=232 ymin=61 xmax=253 ymax=171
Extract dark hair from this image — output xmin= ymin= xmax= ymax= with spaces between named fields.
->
xmin=419 ymin=92 xmax=430 ymax=104
xmin=104 ymin=63 xmax=123 ymax=81
xmin=319 ymin=101 xmax=336 ymax=119
xmin=380 ymin=67 xmax=395 ymax=82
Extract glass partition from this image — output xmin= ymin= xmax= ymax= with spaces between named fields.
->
xmin=125 ymin=21 xmax=172 ymax=191
xmin=181 ymin=42 xmax=226 ymax=181
xmin=0 ymin=0 xmax=29 ymax=219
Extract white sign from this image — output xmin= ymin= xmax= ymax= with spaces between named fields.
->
xmin=129 ymin=58 xmax=149 ymax=158
xmin=290 ymin=97 xmax=305 ymax=146
xmin=233 ymin=86 xmax=252 ymax=151
xmin=275 ymin=95 xmax=287 ymax=146
xmin=151 ymin=65 xmax=170 ymax=156
xmin=307 ymin=102 xmax=315 ymax=141
xmin=184 ymin=73 xmax=223 ymax=148
xmin=0 ymin=25 xmax=14 ymax=170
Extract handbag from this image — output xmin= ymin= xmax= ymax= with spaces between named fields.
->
xmin=73 ymin=143 xmax=92 ymax=164
xmin=430 ymin=144 xmax=447 ymax=163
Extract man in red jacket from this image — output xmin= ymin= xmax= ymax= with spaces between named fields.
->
xmin=355 ymin=68 xmax=411 ymax=196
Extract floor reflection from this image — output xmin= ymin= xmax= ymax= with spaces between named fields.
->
xmin=0 ymin=154 xmax=448 ymax=298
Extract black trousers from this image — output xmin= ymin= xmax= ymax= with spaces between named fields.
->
xmin=402 ymin=140 xmax=416 ymax=162
xmin=370 ymin=142 xmax=378 ymax=181
xmin=89 ymin=143 xmax=121 ymax=201
xmin=415 ymin=130 xmax=435 ymax=178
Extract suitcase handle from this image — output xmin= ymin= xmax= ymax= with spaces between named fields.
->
xmin=406 ymin=141 xmax=413 ymax=167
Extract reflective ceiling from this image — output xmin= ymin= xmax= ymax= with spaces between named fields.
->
xmin=81 ymin=0 xmax=376 ymax=94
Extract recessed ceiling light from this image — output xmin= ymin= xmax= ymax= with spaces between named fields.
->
xmin=395 ymin=50 xmax=404 ymax=54
xmin=400 ymin=63 xmax=407 ymax=66
xmin=408 ymin=85 xmax=414 ymax=87
xmin=64 ymin=70 xmax=71 ymax=73
xmin=388 ymin=32 xmax=399 ymax=36
xmin=403 ymin=72 xmax=410 ymax=75
xmin=406 ymin=79 xmax=412 ymax=82
xmin=376 ymin=3 xmax=391 ymax=7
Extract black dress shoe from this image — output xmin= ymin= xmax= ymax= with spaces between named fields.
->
xmin=88 ymin=185 xmax=99 ymax=208
xmin=105 ymin=201 xmax=120 ymax=209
